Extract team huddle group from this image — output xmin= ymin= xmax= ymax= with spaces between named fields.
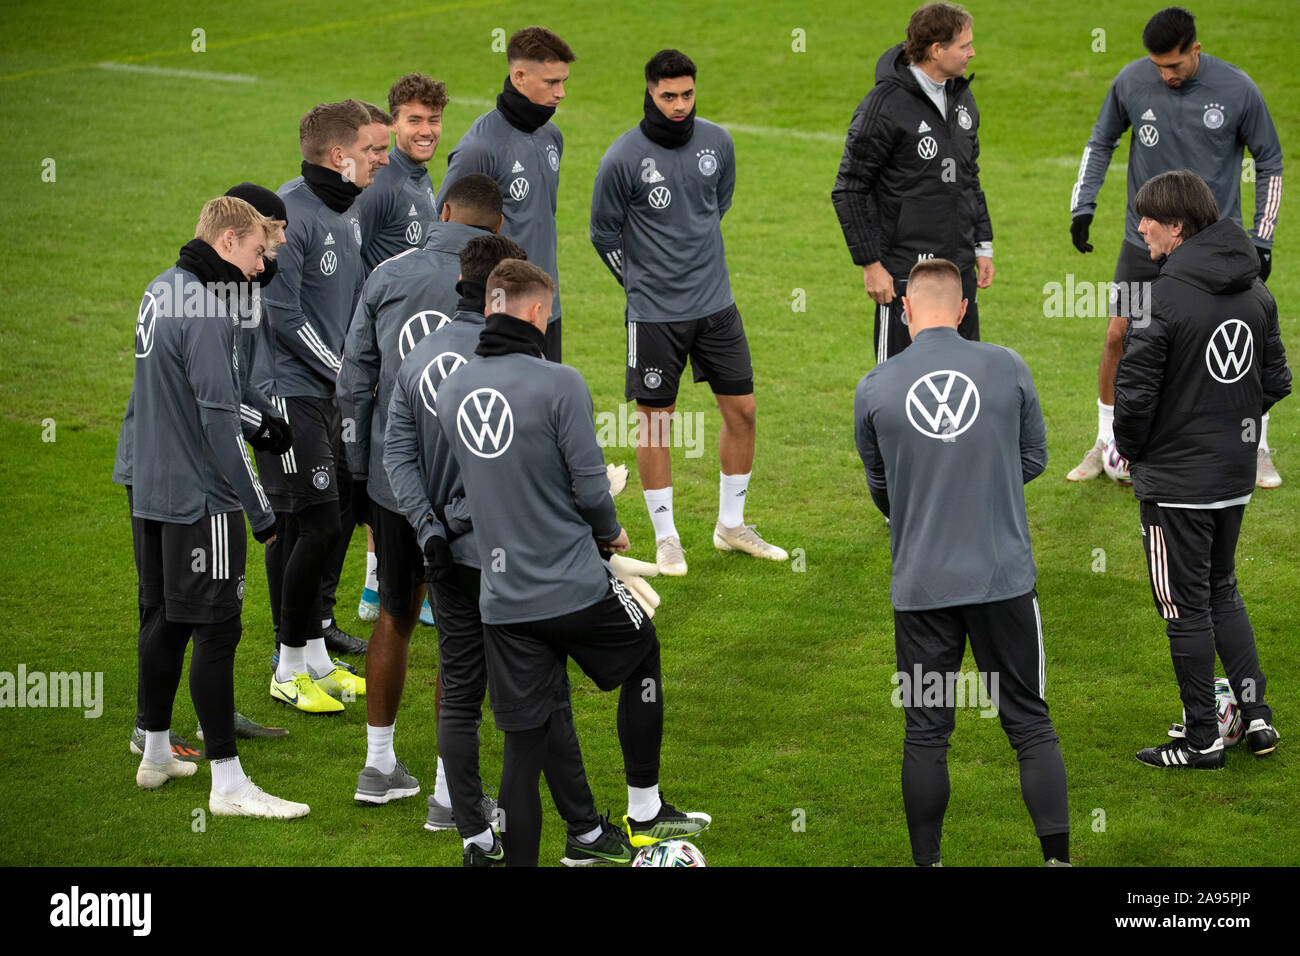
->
xmin=114 ymin=3 xmax=1288 ymax=867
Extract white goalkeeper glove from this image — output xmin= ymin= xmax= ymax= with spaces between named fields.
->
xmin=607 ymin=462 xmax=628 ymax=498
xmin=608 ymin=554 xmax=661 ymax=618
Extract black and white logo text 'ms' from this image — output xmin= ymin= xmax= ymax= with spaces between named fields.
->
xmin=906 ymin=370 xmax=981 ymax=440
xmin=50 ymin=886 xmax=151 ymax=936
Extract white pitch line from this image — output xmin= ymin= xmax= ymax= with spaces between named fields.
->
xmin=98 ymin=61 xmax=257 ymax=83
xmin=722 ymin=122 xmax=844 ymax=143
xmin=445 ymin=99 xmax=846 ymax=145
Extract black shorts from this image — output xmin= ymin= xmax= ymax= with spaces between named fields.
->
xmin=873 ymin=266 xmax=980 ymax=364
xmin=1110 ymin=240 xmax=1161 ymax=321
xmin=253 ymin=395 xmax=341 ymax=513
xmin=132 ymin=510 xmax=247 ymax=624
xmin=481 ymin=571 xmax=658 ymax=732
xmin=373 ymin=504 xmax=425 ymax=617
xmin=625 ymin=303 xmax=754 ymax=406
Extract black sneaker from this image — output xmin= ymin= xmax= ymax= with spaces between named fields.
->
xmin=1245 ymin=719 xmax=1280 ymax=756
xmin=463 ymin=834 xmax=505 ymax=867
xmin=1136 ymin=737 xmax=1225 ymax=769
xmin=562 ymin=814 xmax=634 ymax=866
xmin=624 ymin=794 xmax=712 ymax=847
xmin=323 ymin=621 xmax=369 ymax=655
xmin=196 ymin=712 xmax=290 ymax=741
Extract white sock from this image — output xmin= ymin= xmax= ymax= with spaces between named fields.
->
xmin=719 ymin=471 xmax=751 ymax=528
xmin=143 ymin=729 xmax=171 ymax=764
xmin=277 ymin=644 xmax=307 ymax=682
xmin=211 ymin=755 xmax=248 ymax=795
xmin=645 ymin=487 xmax=678 ymax=541
xmin=463 ymin=828 xmax=494 ymax=850
xmin=1261 ymin=412 xmax=1270 ymax=452
xmin=433 ymin=757 xmax=451 ymax=806
xmin=321 ymin=617 xmax=332 ymax=631
xmin=305 ymin=637 xmax=333 ymax=678
xmin=366 ymin=723 xmax=396 ymax=774
xmin=627 ymin=784 xmax=661 ymax=821
xmin=365 ymin=551 xmax=378 ymax=592
xmin=1097 ymin=400 xmax=1114 ymax=445
xmin=575 ymin=823 xmax=604 ymax=844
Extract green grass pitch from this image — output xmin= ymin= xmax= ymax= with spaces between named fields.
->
xmin=0 ymin=0 xmax=1295 ymax=867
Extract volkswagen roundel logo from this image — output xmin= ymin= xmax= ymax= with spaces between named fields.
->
xmin=1138 ymin=124 xmax=1160 ymax=147
xmin=419 ymin=351 xmax=467 ymax=415
xmin=398 ymin=310 xmax=452 ymax=359
xmin=917 ymin=136 xmax=938 ymax=160
xmin=906 ymin=369 xmax=981 ymax=440
xmin=509 ymin=177 xmax=529 ymax=202
xmin=456 ymin=388 xmax=514 ymax=458
xmin=405 ymin=220 xmax=422 ymax=245
xmin=649 ymin=186 xmax=672 ymax=209
xmin=1205 ymin=319 xmax=1254 ymax=384
xmin=320 ymin=250 xmax=338 ymax=276
xmin=135 ymin=291 xmax=157 ymax=358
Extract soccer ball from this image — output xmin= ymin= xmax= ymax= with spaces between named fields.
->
xmin=1175 ymin=676 xmax=1244 ymax=747
xmin=1214 ymin=677 xmax=1245 ymax=747
xmin=1102 ymin=439 xmax=1131 ymax=482
xmin=631 ymin=840 xmax=707 ymax=867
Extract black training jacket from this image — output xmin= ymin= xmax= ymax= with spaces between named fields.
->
xmin=1114 ymin=218 xmax=1291 ymax=503
xmin=832 ymin=43 xmax=992 ymax=277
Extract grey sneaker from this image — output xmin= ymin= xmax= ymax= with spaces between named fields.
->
xmin=1067 ymin=439 xmax=1106 ymax=481
xmin=713 ymin=522 xmax=788 ymax=561
xmin=1257 ymin=447 xmax=1281 ymax=488
xmin=424 ymin=789 xmax=500 ymax=832
xmin=354 ymin=759 xmax=421 ymax=805
xmin=656 ymin=535 xmax=688 ymax=576
xmin=624 ymin=795 xmax=712 ymax=847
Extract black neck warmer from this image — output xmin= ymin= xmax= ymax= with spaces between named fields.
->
xmin=476 ymin=312 xmax=546 ymax=358
xmin=177 ymin=238 xmax=248 ymax=313
xmin=301 ymin=160 xmax=362 ymax=213
xmin=497 ymin=76 xmax=556 ymax=133
xmin=640 ymin=90 xmax=696 ymax=149
xmin=456 ymin=279 xmax=487 ymax=315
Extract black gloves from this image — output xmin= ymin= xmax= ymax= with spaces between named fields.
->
xmin=248 ymin=414 xmax=293 ymax=454
xmin=1070 ymin=214 xmax=1094 ymax=253
xmin=423 ymin=534 xmax=454 ymax=586
xmin=1257 ymin=245 xmax=1272 ymax=283
xmin=351 ymin=478 xmax=371 ymax=527
xmin=253 ymin=518 xmax=277 ymax=544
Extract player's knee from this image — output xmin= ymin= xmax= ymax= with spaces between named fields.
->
xmin=1208 ymin=580 xmax=1245 ymax=613
xmin=1104 ymin=316 xmax=1127 ymax=352
xmin=1006 ymin=723 xmax=1059 ymax=756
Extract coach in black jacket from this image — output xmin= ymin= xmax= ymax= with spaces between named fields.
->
xmin=832 ymin=2 xmax=993 ymax=365
xmin=1114 ymin=170 xmax=1290 ymax=770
